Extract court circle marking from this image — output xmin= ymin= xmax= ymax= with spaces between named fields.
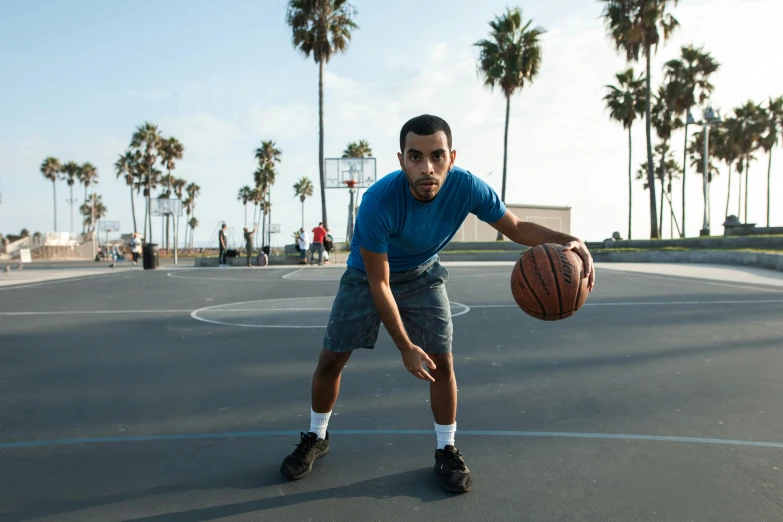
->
xmin=191 ymin=297 xmax=471 ymax=328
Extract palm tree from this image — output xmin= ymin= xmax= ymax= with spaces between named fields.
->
xmin=664 ymin=45 xmax=720 ymax=236
xmin=185 ymin=183 xmax=200 ymax=246
xmin=760 ymin=96 xmax=783 ymax=227
xmin=158 ymin=136 xmax=184 ymax=251
xmin=237 ymin=185 xmax=253 ymax=227
xmin=734 ymin=101 xmax=765 ymax=223
xmin=188 ymin=217 xmax=199 ymax=249
xmin=342 ymin=140 xmax=373 ymax=158
xmin=601 ymin=0 xmax=679 ymax=239
xmin=475 ymin=7 xmax=544 ymax=240
xmin=293 ymin=177 xmax=315 ymax=228
xmin=255 ymin=140 xmax=282 ymax=247
xmin=40 ymin=157 xmax=62 ymax=232
xmin=636 ymin=145 xmax=682 ymax=237
xmin=114 ymin=151 xmax=138 ymax=233
xmin=80 ymin=194 xmax=107 ymax=232
xmin=130 ymin=122 xmax=162 ymax=243
xmin=60 ymin=161 xmax=81 ymax=235
xmin=713 ymin=115 xmax=741 ymax=221
xmin=78 ymin=163 xmax=98 ymax=233
xmin=20 ymin=229 xmax=30 ymax=237
xmin=603 ymin=68 xmax=646 ymax=239
xmin=286 ymin=0 xmax=358 ymax=229
xmin=651 ymin=82 xmax=683 ymax=233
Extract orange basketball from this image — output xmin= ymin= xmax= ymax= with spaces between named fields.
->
xmin=510 ymin=243 xmax=589 ymax=321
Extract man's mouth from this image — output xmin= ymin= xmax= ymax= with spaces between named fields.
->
xmin=418 ymin=180 xmax=438 ymax=192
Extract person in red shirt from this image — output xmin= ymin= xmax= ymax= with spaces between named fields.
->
xmin=309 ymin=222 xmax=327 ymax=265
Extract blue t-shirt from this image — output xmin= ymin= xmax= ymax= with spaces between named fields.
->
xmin=347 ymin=167 xmax=507 ymax=272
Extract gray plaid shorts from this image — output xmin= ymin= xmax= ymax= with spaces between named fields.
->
xmin=323 ymin=257 xmax=452 ymax=354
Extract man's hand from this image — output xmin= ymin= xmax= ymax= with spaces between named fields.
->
xmin=563 ymin=240 xmax=595 ymax=292
xmin=400 ymin=344 xmax=437 ymax=382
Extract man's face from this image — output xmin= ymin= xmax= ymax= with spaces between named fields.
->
xmin=397 ymin=131 xmax=456 ymax=202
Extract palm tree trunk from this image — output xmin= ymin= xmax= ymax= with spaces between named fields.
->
xmin=744 ymin=158 xmax=749 ymax=223
xmin=301 ymin=200 xmax=305 ymax=229
xmin=738 ymin=171 xmax=742 ymax=218
xmin=52 ymin=181 xmax=57 ymax=232
xmin=681 ymin=118 xmax=689 ymax=237
xmin=244 ymin=203 xmax=248 ymax=227
xmin=627 ymin=126 xmax=633 ymax=240
xmin=318 ymin=59 xmax=328 ymax=228
xmin=130 ymin=187 xmax=137 ymax=233
xmin=143 ymin=197 xmax=149 ymax=242
xmin=261 ymin=210 xmax=266 ymax=247
xmin=767 ymin=149 xmax=773 ymax=227
xmin=83 ymin=185 xmax=88 ymax=233
xmin=724 ymin=165 xmax=732 ymax=220
xmin=496 ymin=94 xmax=511 ymax=241
xmin=645 ymin=52 xmax=659 ymax=239
xmin=69 ymin=185 xmax=74 ymax=235
xmin=658 ymin=162 xmax=665 ymax=235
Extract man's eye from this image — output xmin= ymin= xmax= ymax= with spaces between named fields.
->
xmin=433 ymin=154 xmax=444 ymax=160
xmin=410 ymin=155 xmax=420 ymax=161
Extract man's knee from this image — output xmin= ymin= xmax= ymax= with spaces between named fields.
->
xmin=429 ymin=352 xmax=454 ymax=379
xmin=315 ymin=348 xmax=351 ymax=378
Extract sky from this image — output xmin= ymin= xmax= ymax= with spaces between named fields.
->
xmin=1 ymin=0 xmax=782 ymax=247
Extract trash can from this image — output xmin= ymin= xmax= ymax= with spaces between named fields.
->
xmin=142 ymin=243 xmax=159 ymax=270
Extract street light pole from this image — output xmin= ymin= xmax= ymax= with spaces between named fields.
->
xmin=699 ymin=106 xmax=721 ymax=237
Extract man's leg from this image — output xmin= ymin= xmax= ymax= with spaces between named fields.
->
xmin=428 ymin=353 xmax=457 ymax=426
xmin=312 ymin=348 xmax=352 ymax=414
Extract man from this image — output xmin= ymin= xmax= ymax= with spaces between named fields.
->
xmin=309 ymin=222 xmax=327 ymax=266
xmin=218 ymin=223 xmax=228 ymax=267
xmin=244 ymin=223 xmax=259 ymax=267
xmin=323 ymin=228 xmax=333 ymax=264
xmin=279 ymin=114 xmax=595 ymax=494
xmin=297 ymin=228 xmax=308 ymax=265
xmin=128 ymin=232 xmax=142 ymax=266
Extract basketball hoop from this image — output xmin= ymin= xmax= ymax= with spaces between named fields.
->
xmin=342 ymin=180 xmax=358 ymax=189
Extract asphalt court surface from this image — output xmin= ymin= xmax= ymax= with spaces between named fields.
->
xmin=1 ymin=262 xmax=782 ymax=521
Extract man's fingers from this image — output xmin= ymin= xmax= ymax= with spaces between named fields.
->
xmin=422 ymin=354 xmax=436 ymax=370
xmin=418 ymin=370 xmax=435 ymax=382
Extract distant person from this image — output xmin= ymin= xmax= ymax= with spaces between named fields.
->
xmin=297 ymin=228 xmax=308 ymax=265
xmin=244 ymin=222 xmax=259 ymax=267
xmin=128 ymin=232 xmax=142 ymax=266
xmin=218 ymin=223 xmax=228 ymax=267
xmin=323 ymin=228 xmax=334 ymax=264
xmin=310 ymin=222 xmax=327 ymax=266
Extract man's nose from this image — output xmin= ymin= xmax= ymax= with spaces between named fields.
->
xmin=421 ymin=159 xmax=434 ymax=175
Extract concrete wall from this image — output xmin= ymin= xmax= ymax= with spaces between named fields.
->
xmin=453 ymin=204 xmax=571 ymax=242
xmin=603 ymin=236 xmax=783 ymax=250
xmin=592 ymin=250 xmax=783 ymax=272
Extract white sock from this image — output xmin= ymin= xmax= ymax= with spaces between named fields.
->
xmin=310 ymin=409 xmax=331 ymax=440
xmin=435 ymin=422 xmax=456 ymax=450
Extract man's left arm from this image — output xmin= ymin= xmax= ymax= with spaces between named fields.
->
xmin=490 ymin=211 xmax=595 ymax=291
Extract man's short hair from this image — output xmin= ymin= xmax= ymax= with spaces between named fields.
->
xmin=399 ymin=114 xmax=452 ymax=152
xmin=221 ymin=223 xmax=226 ymax=228
xmin=318 ymin=222 xmax=323 ymax=226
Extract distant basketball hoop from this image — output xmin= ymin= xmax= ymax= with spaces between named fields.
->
xmin=324 ymin=157 xmax=376 ymax=189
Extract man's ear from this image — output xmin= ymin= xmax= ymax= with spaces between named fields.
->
xmin=397 ymin=152 xmax=405 ymax=171
xmin=449 ymin=149 xmax=457 ymax=169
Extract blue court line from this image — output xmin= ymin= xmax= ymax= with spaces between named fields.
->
xmin=2 ymin=429 xmax=783 ymax=450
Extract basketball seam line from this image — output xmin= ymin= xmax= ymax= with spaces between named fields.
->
xmin=518 ymin=257 xmax=546 ymax=318
xmin=574 ymin=262 xmax=584 ymax=312
xmin=543 ymin=245 xmax=563 ymax=320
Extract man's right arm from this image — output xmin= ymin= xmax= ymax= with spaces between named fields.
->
xmin=360 ymin=247 xmax=436 ymax=382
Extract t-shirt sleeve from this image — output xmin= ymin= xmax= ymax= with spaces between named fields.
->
xmin=353 ymin=193 xmax=393 ymax=254
xmin=470 ymin=175 xmax=507 ymax=222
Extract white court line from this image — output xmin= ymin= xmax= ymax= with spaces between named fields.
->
xmin=0 ymin=271 xmax=124 ymax=291
xmin=280 ymin=268 xmax=305 ymax=280
xmin=167 ymin=268 xmax=304 ymax=282
xmin=607 ymin=270 xmax=783 ymax=294
xmin=3 ymin=299 xmax=783 ymax=317
xmin=469 ymin=299 xmax=783 ymax=308
xmin=0 ymin=310 xmax=193 ymax=316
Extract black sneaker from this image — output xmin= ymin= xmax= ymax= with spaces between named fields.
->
xmin=280 ymin=431 xmax=330 ymax=480
xmin=434 ymin=445 xmax=473 ymax=493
